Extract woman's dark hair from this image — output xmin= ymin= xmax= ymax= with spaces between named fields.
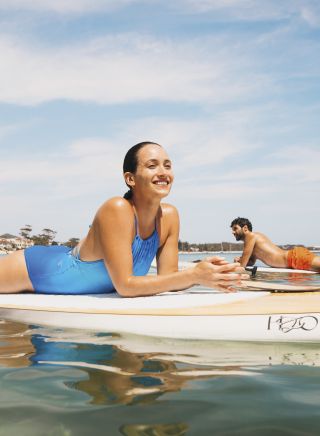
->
xmin=230 ymin=217 xmax=253 ymax=232
xmin=123 ymin=141 xmax=161 ymax=199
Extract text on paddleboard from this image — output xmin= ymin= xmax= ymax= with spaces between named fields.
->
xmin=267 ymin=315 xmax=318 ymax=333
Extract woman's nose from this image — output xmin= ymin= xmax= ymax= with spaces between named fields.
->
xmin=158 ymin=165 xmax=169 ymax=175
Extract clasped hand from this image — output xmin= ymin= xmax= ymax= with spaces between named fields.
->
xmin=193 ymin=256 xmax=249 ymax=292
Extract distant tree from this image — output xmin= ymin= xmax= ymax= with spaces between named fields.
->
xmin=32 ymin=228 xmax=57 ymax=246
xmin=42 ymin=228 xmax=57 ymax=245
xmin=64 ymin=238 xmax=80 ymax=248
xmin=179 ymin=240 xmax=190 ymax=252
xmin=19 ymin=224 xmax=32 ymax=240
xmin=31 ymin=234 xmax=46 ymax=245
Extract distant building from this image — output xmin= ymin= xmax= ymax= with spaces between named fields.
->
xmin=0 ymin=234 xmax=34 ymax=250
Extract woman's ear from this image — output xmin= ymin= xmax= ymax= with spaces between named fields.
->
xmin=124 ymin=172 xmax=135 ymax=188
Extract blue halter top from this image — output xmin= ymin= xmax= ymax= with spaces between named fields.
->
xmin=24 ymin=217 xmax=159 ymax=295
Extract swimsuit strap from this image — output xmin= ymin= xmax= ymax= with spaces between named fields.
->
xmin=134 ymin=215 xmax=138 ymax=235
xmin=71 ymin=243 xmax=82 ymax=260
xmin=71 ymin=214 xmax=157 ymax=262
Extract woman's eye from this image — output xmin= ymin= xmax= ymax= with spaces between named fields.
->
xmin=148 ymin=165 xmax=156 ymax=169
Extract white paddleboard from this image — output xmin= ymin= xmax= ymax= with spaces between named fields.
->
xmin=245 ymin=265 xmax=316 ymax=275
xmin=1 ymin=288 xmax=320 ymax=342
xmin=151 ymin=260 xmax=317 ymax=275
xmin=242 ymin=280 xmax=320 ymax=292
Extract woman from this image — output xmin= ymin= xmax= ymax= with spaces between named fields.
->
xmin=0 ymin=142 xmax=247 ymax=296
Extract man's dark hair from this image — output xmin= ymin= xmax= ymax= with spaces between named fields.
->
xmin=230 ymin=217 xmax=253 ymax=232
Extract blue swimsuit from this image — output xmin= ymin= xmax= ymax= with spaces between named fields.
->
xmin=24 ymin=223 xmax=159 ymax=295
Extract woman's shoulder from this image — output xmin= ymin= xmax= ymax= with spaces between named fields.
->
xmin=159 ymin=204 xmax=180 ymax=229
xmin=160 ymin=203 xmax=179 ymax=217
xmin=95 ymin=197 xmax=133 ymax=219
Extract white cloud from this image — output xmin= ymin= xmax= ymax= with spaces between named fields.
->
xmin=0 ymin=124 xmax=319 ymax=243
xmin=125 ymin=115 xmax=259 ymax=170
xmin=0 ymin=0 xmax=141 ymax=14
xmin=0 ymin=116 xmax=253 ymax=189
xmin=0 ymin=0 xmax=319 ymax=28
xmin=0 ymin=123 xmax=19 ymax=140
xmin=174 ymin=181 xmax=269 ymax=200
xmin=269 ymin=145 xmax=320 ymax=183
xmin=0 ymin=32 xmax=272 ymax=106
xmin=300 ymin=5 xmax=320 ymax=27
xmin=0 ymin=138 xmax=124 ymax=199
xmin=180 ymin=0 xmax=320 ymax=27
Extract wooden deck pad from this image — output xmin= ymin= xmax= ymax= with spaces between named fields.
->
xmin=1 ymin=292 xmax=320 ymax=316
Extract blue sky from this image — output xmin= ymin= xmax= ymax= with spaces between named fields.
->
xmin=0 ymin=0 xmax=319 ymax=246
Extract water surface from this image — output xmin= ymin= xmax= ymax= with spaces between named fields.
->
xmin=1 ymin=252 xmax=320 ymax=435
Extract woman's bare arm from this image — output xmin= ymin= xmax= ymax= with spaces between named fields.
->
xmin=95 ymin=198 xmax=247 ymax=297
xmin=156 ymin=204 xmax=179 ymax=275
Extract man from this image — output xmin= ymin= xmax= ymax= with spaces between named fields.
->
xmin=230 ymin=217 xmax=320 ymax=272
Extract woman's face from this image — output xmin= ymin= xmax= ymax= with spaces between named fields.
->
xmin=132 ymin=144 xmax=174 ymax=199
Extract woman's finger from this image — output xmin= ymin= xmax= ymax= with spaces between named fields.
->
xmin=215 ymin=283 xmax=237 ymax=293
xmin=215 ymin=263 xmax=241 ymax=273
xmin=204 ymin=256 xmax=226 ymax=263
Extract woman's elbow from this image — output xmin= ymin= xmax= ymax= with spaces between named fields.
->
xmin=114 ymin=279 xmax=139 ymax=298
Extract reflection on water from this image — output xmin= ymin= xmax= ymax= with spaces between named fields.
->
xmin=0 ymin=320 xmax=259 ymax=407
xmin=252 ymin=271 xmax=320 ymax=287
xmin=2 ymin=252 xmax=320 ymax=433
xmin=2 ymin=319 xmax=320 ymax=434
xmin=119 ymin=423 xmax=189 ymax=435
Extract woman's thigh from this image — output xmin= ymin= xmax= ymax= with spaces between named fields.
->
xmin=0 ymin=250 xmax=34 ymax=293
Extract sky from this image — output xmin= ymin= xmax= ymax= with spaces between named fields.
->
xmin=0 ymin=0 xmax=320 ymax=246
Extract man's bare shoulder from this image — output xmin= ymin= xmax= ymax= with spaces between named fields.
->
xmin=244 ymin=231 xmax=258 ymax=242
xmin=253 ymin=232 xmax=280 ymax=250
xmin=255 ymin=232 xmax=273 ymax=242
xmin=252 ymin=232 xmax=269 ymax=241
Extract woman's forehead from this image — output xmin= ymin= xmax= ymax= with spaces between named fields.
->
xmin=138 ymin=144 xmax=170 ymax=162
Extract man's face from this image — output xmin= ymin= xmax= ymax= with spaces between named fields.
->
xmin=231 ymin=224 xmax=245 ymax=241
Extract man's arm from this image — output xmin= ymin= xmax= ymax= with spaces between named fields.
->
xmin=246 ymin=254 xmax=257 ymax=266
xmin=239 ymin=234 xmax=256 ymax=267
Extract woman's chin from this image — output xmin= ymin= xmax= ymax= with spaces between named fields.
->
xmin=157 ymin=187 xmax=171 ymax=199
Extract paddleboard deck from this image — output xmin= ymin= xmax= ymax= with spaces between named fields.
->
xmin=1 ymin=285 xmax=320 ymax=315
xmin=151 ymin=260 xmax=317 ymax=274
xmin=245 ymin=265 xmax=316 ymax=275
xmin=1 ymin=289 xmax=320 ymax=342
xmin=242 ymin=280 xmax=320 ymax=292
xmin=1 ymin=292 xmax=320 ymax=342
xmin=1 ymin=258 xmax=320 ymax=341
xmin=0 ymin=290 xmax=269 ymax=315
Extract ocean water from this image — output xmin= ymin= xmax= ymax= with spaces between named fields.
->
xmin=1 ymin=252 xmax=320 ymax=435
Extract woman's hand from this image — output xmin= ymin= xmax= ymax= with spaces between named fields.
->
xmin=203 ymin=256 xmax=229 ymax=266
xmin=192 ymin=260 xmax=249 ymax=292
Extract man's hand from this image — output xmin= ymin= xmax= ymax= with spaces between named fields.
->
xmin=234 ymin=256 xmax=241 ymax=263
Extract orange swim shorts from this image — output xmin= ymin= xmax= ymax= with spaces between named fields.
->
xmin=287 ymin=246 xmax=316 ymax=270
